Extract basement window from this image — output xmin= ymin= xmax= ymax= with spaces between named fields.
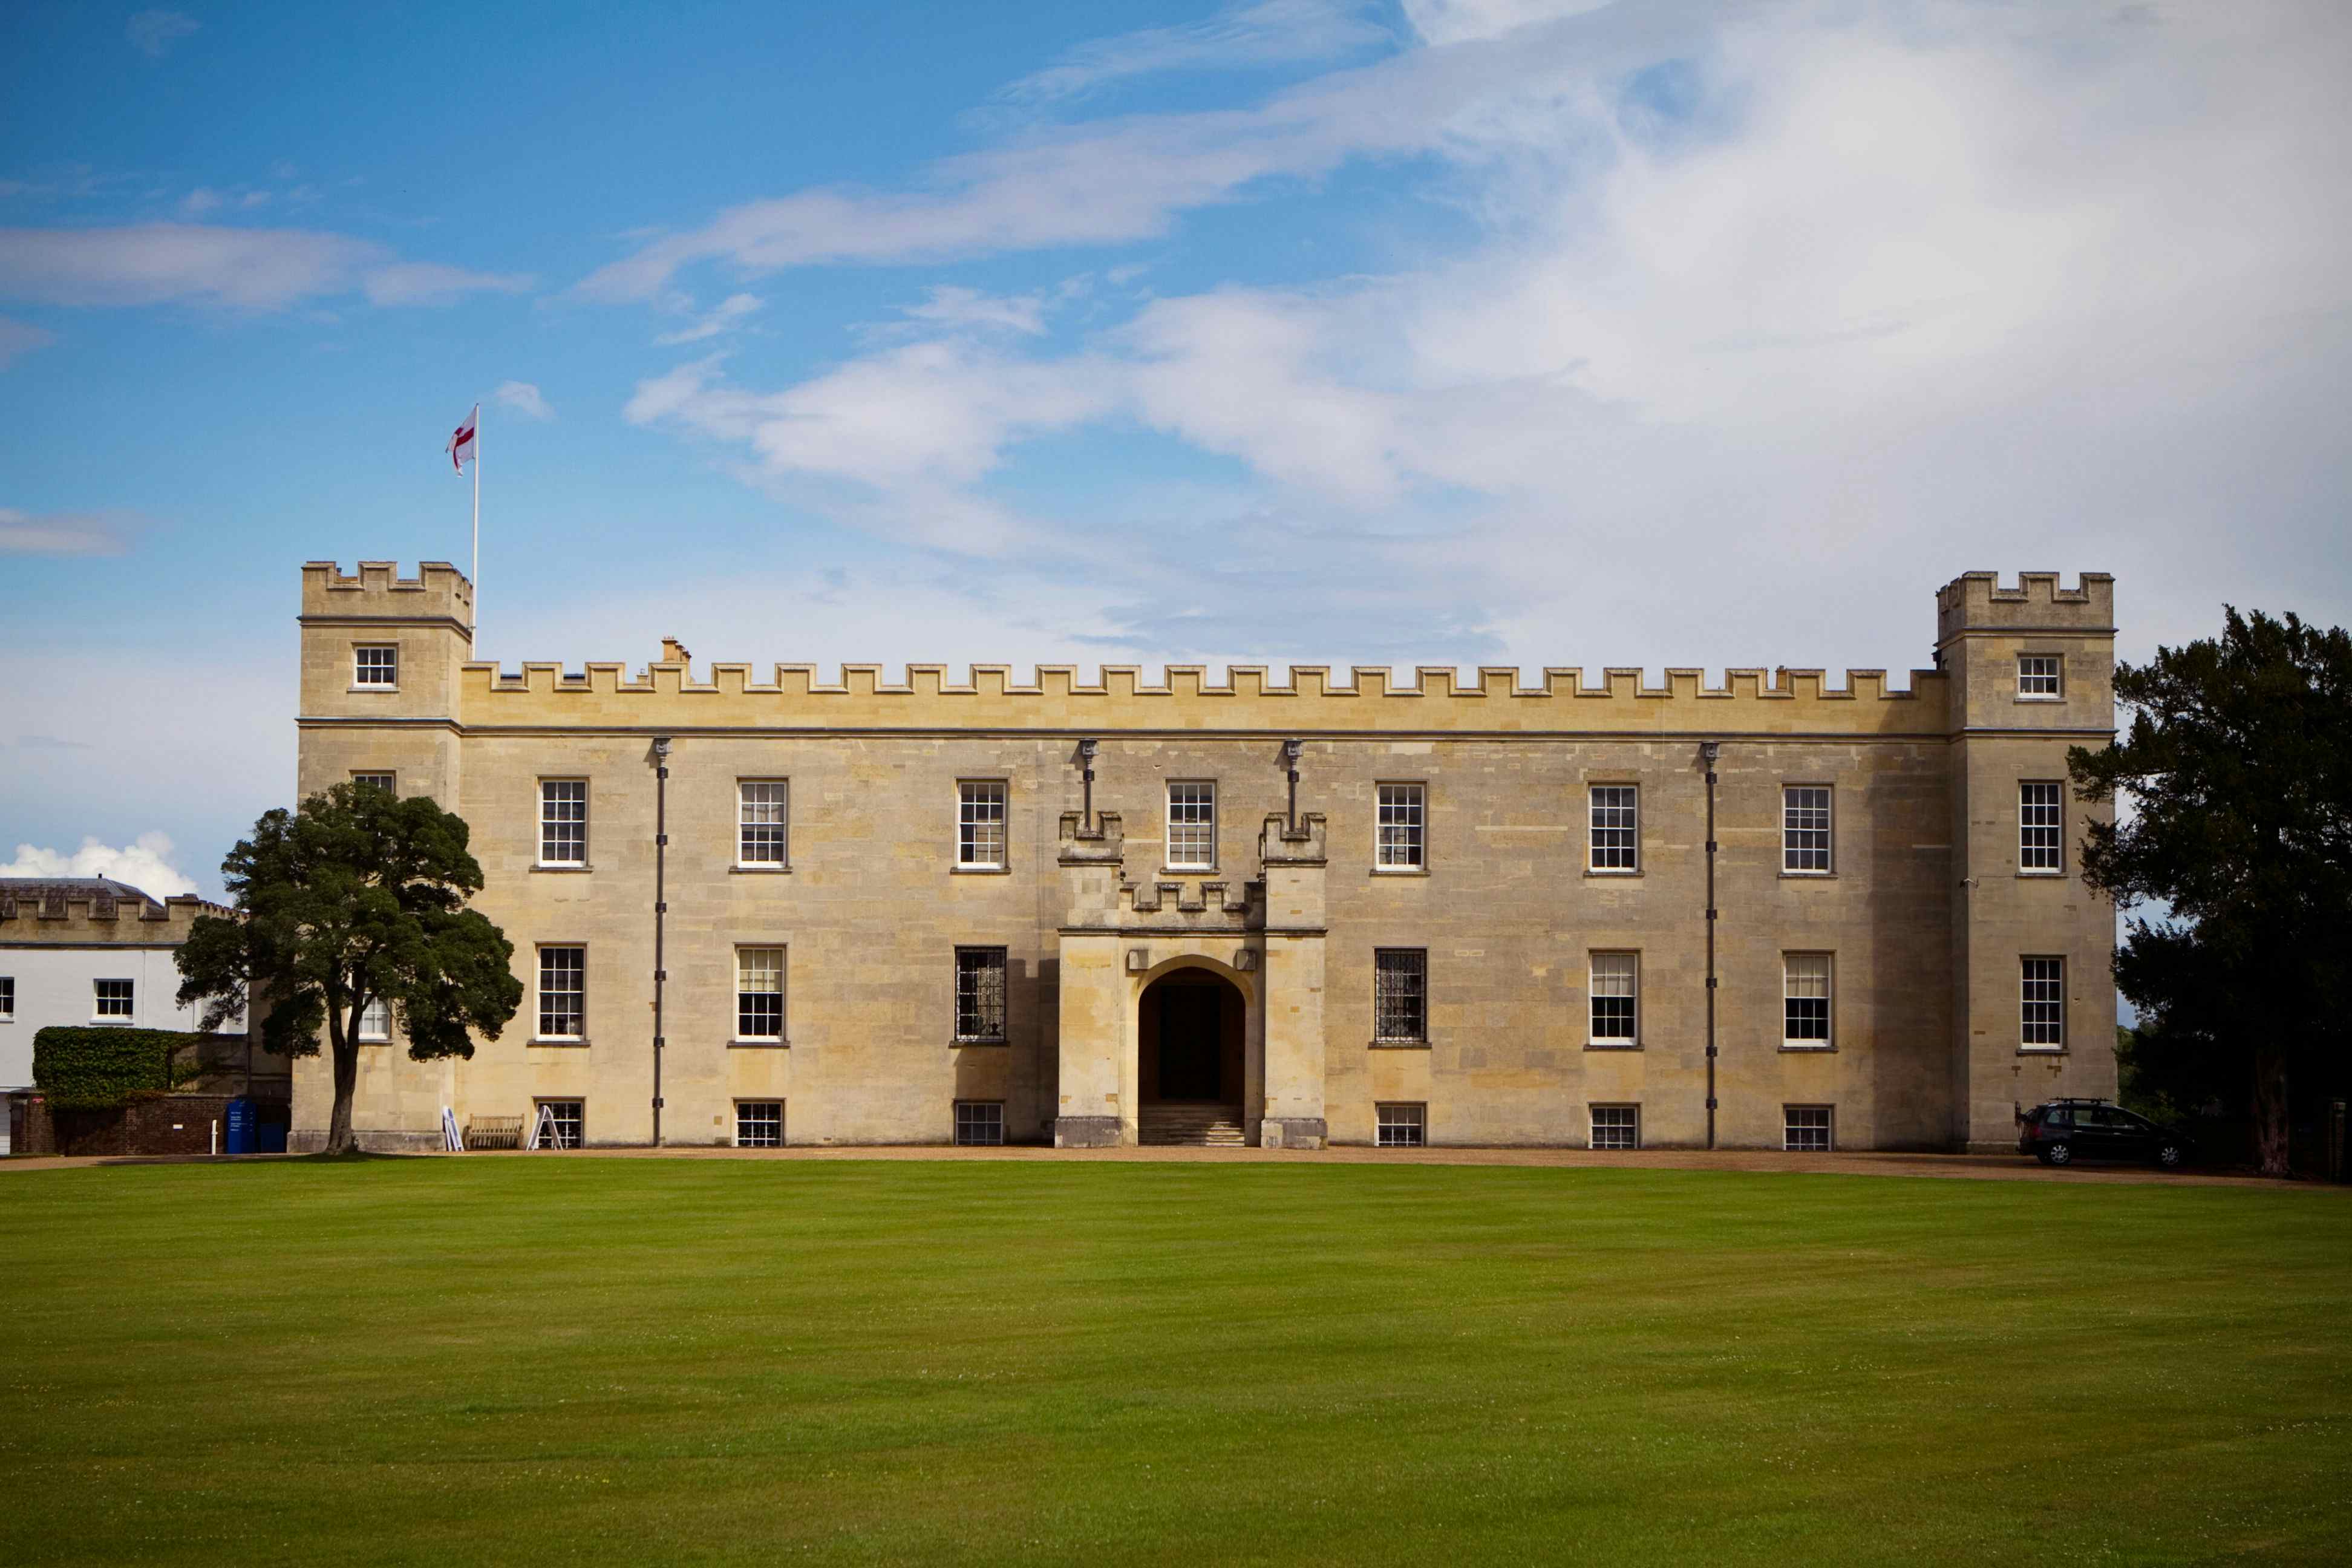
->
xmin=1590 ymin=1105 xmax=1640 ymax=1150
xmin=736 ymin=1101 xmax=783 ymax=1148
xmin=532 ymin=1100 xmax=584 ymax=1149
xmin=954 ymin=1100 xmax=1005 ymax=1146
xmin=1783 ymin=1105 xmax=1832 ymax=1153
xmin=1376 ymin=1103 xmax=1426 ymax=1148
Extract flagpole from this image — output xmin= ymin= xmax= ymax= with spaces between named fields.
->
xmin=469 ymin=401 xmax=480 ymax=657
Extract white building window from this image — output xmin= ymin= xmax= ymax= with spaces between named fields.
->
xmin=1782 ymin=786 xmax=1831 ymax=874
xmin=1589 ymin=953 xmax=1638 ymax=1045
xmin=736 ymin=1101 xmax=783 ymax=1148
xmin=958 ymin=781 xmax=1008 ymax=869
xmin=534 ymin=1099 xmax=584 ymax=1149
xmin=954 ymin=1100 xmax=1005 ymax=1146
xmin=2022 ymin=957 xmax=2065 ymax=1050
xmin=94 ymin=978 xmax=134 ymax=1020
xmin=2019 ymin=782 xmax=2063 ymax=873
xmin=955 ymin=947 xmax=1008 ymax=1043
xmin=1373 ymin=949 xmax=1428 ymax=1043
xmin=537 ymin=947 xmax=584 ymax=1039
xmin=1783 ymin=1105 xmax=1833 ymax=1152
xmin=351 ymin=771 xmax=395 ymax=793
xmin=1783 ymin=954 xmax=1832 ymax=1047
xmin=357 ymin=997 xmax=390 ymax=1042
xmin=1590 ymin=1105 xmax=1639 ymax=1150
xmin=1589 ymin=785 xmax=1638 ymax=872
xmin=737 ymin=780 xmax=788 ymax=866
xmin=2018 ymin=655 xmax=2062 ymax=699
xmin=1166 ymin=781 xmax=1217 ymax=869
xmin=1376 ymin=783 xmax=1425 ymax=869
xmin=0 ymin=976 xmax=15 ymax=1019
xmin=1376 ymin=1102 xmax=1426 ymax=1148
xmin=353 ymin=645 xmax=398 ymax=688
xmin=540 ymin=780 xmax=587 ymax=866
xmin=737 ymin=947 xmax=785 ymax=1041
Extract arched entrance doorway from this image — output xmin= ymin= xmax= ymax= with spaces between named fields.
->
xmin=1137 ymin=966 xmax=1247 ymax=1145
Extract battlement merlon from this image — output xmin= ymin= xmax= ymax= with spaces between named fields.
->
xmin=1936 ymin=572 xmax=2115 ymax=645
xmin=301 ymin=560 xmax=475 ymax=631
xmin=0 ymin=890 xmax=235 ymax=939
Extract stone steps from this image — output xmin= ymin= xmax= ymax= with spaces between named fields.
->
xmin=1140 ymin=1103 xmax=1248 ymax=1148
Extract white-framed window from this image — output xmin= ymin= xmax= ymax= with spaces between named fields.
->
xmin=736 ymin=1100 xmax=783 ymax=1148
xmin=537 ymin=946 xmax=584 ymax=1039
xmin=2019 ymin=782 xmax=2063 ymax=873
xmin=2017 ymin=654 xmax=2062 ymax=699
xmin=540 ymin=780 xmax=587 ymax=866
xmin=1783 ymin=954 xmax=1832 ymax=1047
xmin=958 ymin=780 xmax=1008 ymax=869
xmin=534 ymin=1099 xmax=584 ymax=1149
xmin=94 ymin=978 xmax=134 ymax=1020
xmin=737 ymin=947 xmax=785 ymax=1041
xmin=353 ymin=644 xmax=398 ymax=688
xmin=1589 ymin=785 xmax=1638 ymax=872
xmin=954 ymin=947 xmax=1008 ymax=1043
xmin=358 ymin=997 xmax=390 ymax=1042
xmin=2022 ymin=957 xmax=2065 ymax=1050
xmin=1166 ymin=781 xmax=1217 ymax=869
xmin=1783 ymin=1105 xmax=1832 ymax=1152
xmin=1373 ymin=949 xmax=1428 ymax=1043
xmin=0 ymin=976 xmax=15 ymax=1020
xmin=737 ymin=780 xmax=788 ymax=866
xmin=1376 ymin=1102 xmax=1426 ymax=1148
xmin=1782 ymin=785 xmax=1832 ymax=874
xmin=1589 ymin=952 xmax=1638 ymax=1045
xmin=1590 ymin=1105 xmax=1640 ymax=1150
xmin=351 ymin=771 xmax=395 ymax=793
xmin=1376 ymin=782 xmax=1425 ymax=869
xmin=954 ymin=1100 xmax=1005 ymax=1146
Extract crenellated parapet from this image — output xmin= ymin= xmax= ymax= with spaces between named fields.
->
xmin=1936 ymin=571 xmax=2114 ymax=642
xmin=0 ymin=888 xmax=234 ymax=944
xmin=1120 ymin=877 xmax=1261 ymax=926
xmin=301 ymin=560 xmax=474 ymax=629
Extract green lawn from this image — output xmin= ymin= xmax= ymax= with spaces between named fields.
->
xmin=1 ymin=1159 xmax=2345 ymax=1566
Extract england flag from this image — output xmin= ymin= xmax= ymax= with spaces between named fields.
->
xmin=446 ymin=405 xmax=477 ymax=472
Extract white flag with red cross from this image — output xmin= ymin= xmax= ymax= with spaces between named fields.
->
xmin=446 ymin=405 xmax=477 ymax=472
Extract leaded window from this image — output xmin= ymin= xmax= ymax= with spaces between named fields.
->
xmin=954 ymin=947 xmax=1008 ymax=1043
xmin=1589 ymin=785 xmax=1638 ymax=871
xmin=1589 ymin=953 xmax=1637 ymax=1044
xmin=94 ymin=978 xmax=134 ymax=1019
xmin=2018 ymin=655 xmax=2062 ymax=698
xmin=1374 ymin=949 xmax=1428 ymax=1043
xmin=353 ymin=645 xmax=397 ymax=688
xmin=1590 ymin=1105 xmax=1639 ymax=1150
xmin=1783 ymin=1105 xmax=1832 ymax=1152
xmin=738 ymin=780 xmax=788 ymax=866
xmin=1167 ymin=782 xmax=1216 ymax=869
xmin=2020 ymin=782 xmax=2063 ymax=873
xmin=959 ymin=781 xmax=1007 ymax=869
xmin=540 ymin=780 xmax=587 ymax=865
xmin=1783 ymin=786 xmax=1831 ymax=874
xmin=1783 ymin=954 xmax=1831 ymax=1046
xmin=1376 ymin=1103 xmax=1426 ymax=1148
xmin=2022 ymin=957 xmax=2065 ymax=1049
xmin=538 ymin=946 xmax=584 ymax=1038
xmin=954 ymin=1100 xmax=1005 ymax=1146
xmin=736 ymin=1101 xmax=783 ymax=1148
xmin=737 ymin=947 xmax=785 ymax=1040
xmin=1376 ymin=783 xmax=1425 ymax=869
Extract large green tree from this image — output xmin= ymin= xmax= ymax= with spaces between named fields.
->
xmin=176 ymin=782 xmax=523 ymax=1154
xmin=2069 ymin=608 xmax=2351 ymax=1177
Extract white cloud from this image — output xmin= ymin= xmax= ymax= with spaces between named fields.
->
xmin=494 ymin=380 xmax=554 ymax=420
xmin=2 ymin=834 xmax=200 ymax=900
xmin=0 ymin=224 xmax=531 ymax=311
xmin=179 ymin=188 xmax=222 ymax=217
xmin=0 ymin=507 xmax=128 ymax=555
xmin=653 ymin=291 xmax=763 ymax=345
xmin=126 ymin=10 xmax=200 ymax=60
xmin=1397 ymin=0 xmax=1610 ymax=47
xmin=898 ymin=286 xmax=1050 ymax=336
xmin=0 ymin=316 xmax=53 ymax=368
xmin=999 ymin=0 xmax=1390 ymax=105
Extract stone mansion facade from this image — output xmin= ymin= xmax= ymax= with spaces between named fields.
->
xmin=292 ymin=561 xmax=2117 ymax=1153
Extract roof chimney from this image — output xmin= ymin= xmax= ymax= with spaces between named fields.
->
xmin=660 ymin=637 xmax=691 ymax=665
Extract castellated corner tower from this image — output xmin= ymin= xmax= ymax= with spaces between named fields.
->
xmin=292 ymin=560 xmax=2115 ymax=1154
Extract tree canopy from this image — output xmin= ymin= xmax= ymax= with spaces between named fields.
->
xmin=176 ymin=782 xmax=521 ymax=1153
xmin=2069 ymin=607 xmax=2351 ymax=1176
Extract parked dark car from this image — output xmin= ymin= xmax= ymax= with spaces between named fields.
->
xmin=2018 ymin=1099 xmax=2195 ymax=1169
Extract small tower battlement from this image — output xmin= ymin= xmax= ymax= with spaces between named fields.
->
xmin=301 ymin=560 xmax=474 ymax=629
xmin=1936 ymin=572 xmax=2114 ymax=645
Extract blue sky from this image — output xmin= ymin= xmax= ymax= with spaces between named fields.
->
xmin=2 ymin=0 xmax=2348 ymax=899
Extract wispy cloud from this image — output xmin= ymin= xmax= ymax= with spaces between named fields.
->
xmin=998 ymin=0 xmax=1390 ymax=105
xmin=0 ymin=506 xmax=130 ymax=556
xmin=2 ymin=832 xmax=199 ymax=900
xmin=495 ymin=380 xmax=554 ymax=420
xmin=898 ymin=285 xmax=1053 ymax=336
xmin=126 ymin=10 xmax=200 ymax=60
xmin=653 ymin=291 xmax=763 ymax=345
xmin=0 ymin=316 xmax=53 ymax=368
xmin=0 ymin=224 xmax=531 ymax=310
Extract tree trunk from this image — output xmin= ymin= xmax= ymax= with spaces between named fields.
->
xmin=2251 ymin=1044 xmax=2291 ymax=1179
xmin=326 ymin=1038 xmax=361 ymax=1155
